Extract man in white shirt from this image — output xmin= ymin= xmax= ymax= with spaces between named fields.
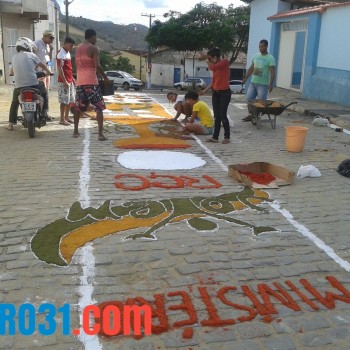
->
xmin=35 ymin=30 xmax=55 ymax=120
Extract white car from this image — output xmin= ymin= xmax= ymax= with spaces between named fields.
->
xmin=229 ymin=80 xmax=245 ymax=94
xmin=173 ymin=78 xmax=206 ymax=91
xmin=105 ymin=71 xmax=143 ymax=91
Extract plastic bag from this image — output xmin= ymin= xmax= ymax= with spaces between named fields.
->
xmin=337 ymin=158 xmax=350 ymax=178
xmin=312 ymin=116 xmax=330 ymax=127
xmin=297 ymin=165 xmax=321 ymax=179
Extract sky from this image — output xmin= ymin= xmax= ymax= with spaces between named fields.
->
xmin=58 ymin=0 xmax=246 ymax=27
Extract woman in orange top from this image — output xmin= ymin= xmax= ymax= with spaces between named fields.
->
xmin=201 ymin=48 xmax=231 ymax=144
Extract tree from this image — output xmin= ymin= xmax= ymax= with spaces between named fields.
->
xmin=146 ymin=2 xmax=250 ymax=64
xmin=99 ymin=52 xmax=135 ymax=74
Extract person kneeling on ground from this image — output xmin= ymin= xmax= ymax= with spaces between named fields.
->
xmin=167 ymin=91 xmax=192 ymax=121
xmin=182 ymin=90 xmax=214 ymax=136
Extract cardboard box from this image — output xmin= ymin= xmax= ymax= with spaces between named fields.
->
xmin=228 ymin=162 xmax=295 ymax=188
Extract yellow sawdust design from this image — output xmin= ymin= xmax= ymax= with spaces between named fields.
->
xmin=60 ymin=212 xmax=170 ymax=264
xmin=103 ymin=94 xmax=191 ymax=149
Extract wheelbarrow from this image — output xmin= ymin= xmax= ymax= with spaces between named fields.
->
xmin=248 ymin=99 xmax=297 ymax=129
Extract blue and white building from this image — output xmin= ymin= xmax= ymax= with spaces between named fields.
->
xmin=246 ymin=0 xmax=350 ymax=106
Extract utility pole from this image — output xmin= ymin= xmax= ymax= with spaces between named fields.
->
xmin=64 ymin=0 xmax=75 ymax=37
xmin=141 ymin=13 xmax=155 ymax=89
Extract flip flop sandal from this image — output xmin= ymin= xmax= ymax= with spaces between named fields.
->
xmin=222 ymin=138 xmax=230 ymax=144
xmin=242 ymin=115 xmax=252 ymax=122
xmin=6 ymin=125 xmax=14 ymax=131
xmin=59 ymin=121 xmax=70 ymax=126
xmin=73 ymin=132 xmax=80 ymax=138
xmin=98 ymin=135 xmax=108 ymax=141
xmin=205 ymin=138 xmax=219 ymax=143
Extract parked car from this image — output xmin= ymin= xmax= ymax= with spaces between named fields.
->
xmin=105 ymin=71 xmax=143 ymax=91
xmin=229 ymin=80 xmax=245 ymax=94
xmin=173 ymin=78 xmax=206 ymax=91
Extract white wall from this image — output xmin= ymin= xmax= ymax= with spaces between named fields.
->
xmin=317 ymin=6 xmax=350 ymax=70
xmin=151 ymin=63 xmax=175 ymax=87
xmin=0 ymin=17 xmax=3 ymax=84
xmin=246 ymin=0 xmax=289 ymax=67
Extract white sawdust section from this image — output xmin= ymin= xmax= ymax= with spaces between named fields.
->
xmin=77 ymin=125 xmax=102 ymax=349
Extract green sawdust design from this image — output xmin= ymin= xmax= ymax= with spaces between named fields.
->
xmin=31 ymin=187 xmax=276 ymax=266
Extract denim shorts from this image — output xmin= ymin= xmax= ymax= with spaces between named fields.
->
xmin=202 ymin=126 xmax=214 ymax=135
xmin=246 ymin=83 xmax=268 ymax=102
xmin=194 ymin=121 xmax=213 ymax=135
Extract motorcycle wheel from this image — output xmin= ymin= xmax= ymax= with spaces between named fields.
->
xmin=28 ymin=120 xmax=35 ymax=138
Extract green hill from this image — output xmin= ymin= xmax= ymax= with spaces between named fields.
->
xmin=60 ymin=15 xmax=148 ymax=51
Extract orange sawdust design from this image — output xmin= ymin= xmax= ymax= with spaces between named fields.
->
xmin=60 ymin=212 xmax=170 ymax=264
xmin=110 ymin=118 xmax=190 ymax=149
xmin=103 ymin=94 xmax=191 ymax=149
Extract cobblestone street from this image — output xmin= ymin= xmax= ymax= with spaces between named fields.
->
xmin=0 ymin=86 xmax=350 ymax=349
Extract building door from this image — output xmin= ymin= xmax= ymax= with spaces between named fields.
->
xmin=173 ymin=67 xmax=181 ymax=84
xmin=276 ymin=20 xmax=307 ymax=92
xmin=291 ymin=31 xmax=306 ymax=90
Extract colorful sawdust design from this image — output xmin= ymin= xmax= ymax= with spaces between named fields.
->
xmin=31 ymin=187 xmax=275 ymax=266
xmin=100 ymin=93 xmax=191 ymax=149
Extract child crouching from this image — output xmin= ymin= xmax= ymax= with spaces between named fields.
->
xmin=183 ymin=90 xmax=214 ymax=135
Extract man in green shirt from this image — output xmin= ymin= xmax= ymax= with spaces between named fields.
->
xmin=241 ymin=39 xmax=276 ymax=121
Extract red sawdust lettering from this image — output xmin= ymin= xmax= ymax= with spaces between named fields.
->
xmin=94 ymin=276 xmax=350 ymax=340
xmin=115 ymin=174 xmax=150 ymax=191
xmin=258 ymin=282 xmax=301 ymax=312
xmin=241 ymin=285 xmax=275 ymax=316
xmin=217 ymin=286 xmax=257 ymax=322
xmin=300 ymin=276 xmax=350 ymax=309
xmin=198 ymin=286 xmax=235 ymax=326
xmin=126 ymin=295 xmax=169 ymax=335
xmin=167 ymin=291 xmax=198 ymax=328
xmin=114 ymin=173 xmax=222 ymax=191
xmin=326 ymin=275 xmax=350 ymax=299
xmin=180 ymin=175 xmax=222 ymax=189
xmin=149 ymin=172 xmax=184 ymax=189
xmin=182 ymin=327 xmax=194 ymax=339
xmin=284 ymin=280 xmax=320 ymax=310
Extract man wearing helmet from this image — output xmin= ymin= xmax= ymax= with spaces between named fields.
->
xmin=6 ymin=37 xmax=52 ymax=131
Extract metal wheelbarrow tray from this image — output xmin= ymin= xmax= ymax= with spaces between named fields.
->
xmin=248 ymin=99 xmax=297 ymax=129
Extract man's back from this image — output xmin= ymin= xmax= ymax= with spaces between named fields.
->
xmin=12 ymin=52 xmax=40 ymax=88
xmin=75 ymin=43 xmax=98 ymax=86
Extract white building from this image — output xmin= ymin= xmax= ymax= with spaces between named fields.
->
xmin=0 ymin=0 xmax=59 ymax=85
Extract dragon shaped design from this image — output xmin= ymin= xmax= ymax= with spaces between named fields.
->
xmin=31 ymin=187 xmax=276 ymax=266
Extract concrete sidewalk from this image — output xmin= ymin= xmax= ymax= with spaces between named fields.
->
xmin=269 ymin=87 xmax=350 ymax=129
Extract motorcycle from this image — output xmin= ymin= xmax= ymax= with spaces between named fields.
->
xmin=18 ymin=71 xmax=52 ymax=138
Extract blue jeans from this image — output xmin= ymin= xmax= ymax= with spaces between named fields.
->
xmin=246 ymin=83 xmax=269 ymax=101
xmin=212 ymin=89 xmax=231 ymax=140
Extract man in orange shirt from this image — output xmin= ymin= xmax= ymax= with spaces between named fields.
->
xmin=73 ymin=29 xmax=110 ymax=141
xmin=200 ymin=47 xmax=231 ymax=144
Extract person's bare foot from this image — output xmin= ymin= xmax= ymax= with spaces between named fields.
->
xmin=73 ymin=132 xmax=80 ymax=138
xmin=6 ymin=123 xmax=14 ymax=131
xmin=98 ymin=135 xmax=107 ymax=141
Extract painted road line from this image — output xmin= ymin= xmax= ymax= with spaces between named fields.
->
xmin=158 ymin=97 xmax=350 ymax=273
xmin=270 ymin=200 xmax=350 ymax=272
xmin=232 ymin=103 xmax=246 ymax=109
